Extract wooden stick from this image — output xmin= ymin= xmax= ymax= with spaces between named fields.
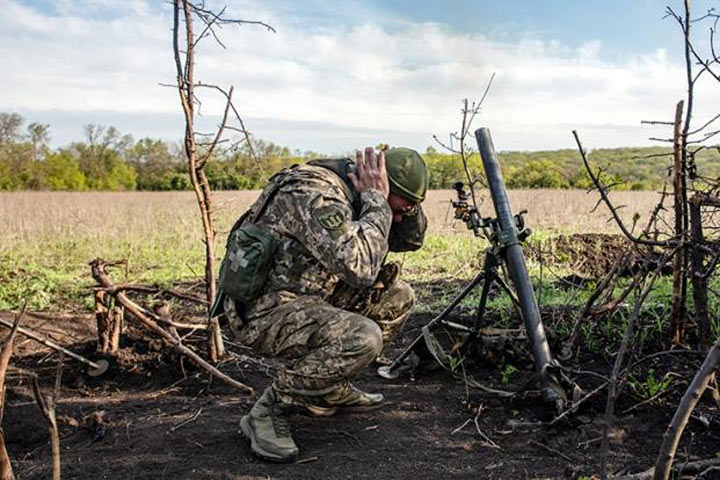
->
xmin=0 ymin=307 xmax=25 ymax=421
xmin=669 ymin=100 xmax=686 ymax=344
xmin=612 ymin=457 xmax=720 ymax=479
xmin=653 ymin=334 xmax=720 ymax=479
xmin=529 ymin=439 xmax=572 ymax=462
xmin=90 ymin=259 xmax=253 ymax=395
xmin=0 ymin=318 xmax=103 ymax=371
xmin=0 ymin=306 xmax=24 ymax=480
xmin=601 ymin=248 xmax=678 ymax=478
xmin=32 ymin=353 xmax=63 ymax=480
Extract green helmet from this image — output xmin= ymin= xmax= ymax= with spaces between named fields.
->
xmin=385 ymin=147 xmax=428 ymax=203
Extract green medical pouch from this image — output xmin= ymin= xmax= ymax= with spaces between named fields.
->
xmin=216 ymin=168 xmax=298 ymax=305
xmin=218 ymin=224 xmax=277 ymax=302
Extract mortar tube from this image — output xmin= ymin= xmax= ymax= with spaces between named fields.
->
xmin=475 ymin=127 xmax=561 ymax=405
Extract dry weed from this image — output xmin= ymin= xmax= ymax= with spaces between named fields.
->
xmin=0 ymin=189 xmax=662 ymax=248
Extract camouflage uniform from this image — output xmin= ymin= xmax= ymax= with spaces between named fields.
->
xmin=228 ymin=158 xmax=426 ymax=402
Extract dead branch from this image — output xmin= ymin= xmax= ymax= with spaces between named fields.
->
xmin=621 ymin=349 xmax=704 ymax=378
xmin=689 ymin=196 xmax=711 ymax=348
xmin=90 ymin=259 xmax=253 ymax=395
xmin=0 ymin=307 xmax=24 ymax=421
xmin=550 ymin=381 xmax=608 ymax=425
xmin=94 ymin=290 xmax=122 ymax=353
xmin=98 ymin=284 xmax=208 ymax=305
xmin=573 ymin=130 xmax=674 ymax=248
xmin=32 ymin=353 xmax=63 ymax=480
xmin=590 ymin=269 xmax=646 ymax=316
xmin=600 ymin=247 xmax=679 ymax=478
xmin=171 ymin=1 xmax=273 ymax=362
xmin=614 ymin=457 xmax=720 ymax=479
xmin=92 ymin=290 xmax=207 ymax=331
xmin=434 ymin=75 xmax=495 ymax=222
xmin=529 ymin=439 xmax=572 ymax=462
xmin=0 ymin=306 xmax=24 ymax=480
xmin=670 ymin=100 xmax=688 ymax=344
xmin=168 ymin=407 xmax=203 ymax=433
xmin=173 ymin=0 xmax=223 ymax=361
xmin=0 ymin=317 xmax=106 ymax=374
xmin=567 ymin=252 xmax=626 ymax=347
xmin=653 ymin=331 xmax=720 ymax=480
xmin=0 ymin=434 xmax=11 ymax=480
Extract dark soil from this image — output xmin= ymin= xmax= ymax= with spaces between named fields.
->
xmin=3 ymin=304 xmax=720 ymax=480
xmin=532 ymin=233 xmax=632 ymax=278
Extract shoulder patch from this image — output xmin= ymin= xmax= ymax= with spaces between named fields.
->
xmin=312 ymin=204 xmax=348 ymax=239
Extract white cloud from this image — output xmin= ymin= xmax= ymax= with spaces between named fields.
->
xmin=2 ymin=0 xmax=717 ymax=151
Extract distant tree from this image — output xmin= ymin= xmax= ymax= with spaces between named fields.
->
xmin=27 ymin=122 xmax=50 ymax=162
xmin=71 ymin=125 xmax=136 ymax=190
xmin=0 ymin=113 xmax=24 ymax=144
xmin=0 ymin=157 xmax=12 ymax=190
xmin=104 ymin=161 xmax=137 ymax=191
xmin=127 ymin=138 xmax=182 ymax=190
xmin=506 ymin=159 xmax=569 ymax=188
xmin=0 ymin=141 xmax=36 ymax=189
xmin=43 ymin=151 xmax=86 ymax=190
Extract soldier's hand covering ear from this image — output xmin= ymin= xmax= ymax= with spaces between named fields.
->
xmin=348 ymin=147 xmax=390 ymax=199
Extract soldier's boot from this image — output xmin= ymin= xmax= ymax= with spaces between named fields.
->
xmin=303 ymin=383 xmax=384 ymax=417
xmin=240 ymin=387 xmax=299 ymax=463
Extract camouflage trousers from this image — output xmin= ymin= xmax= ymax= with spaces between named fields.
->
xmin=232 ymin=278 xmax=414 ymax=400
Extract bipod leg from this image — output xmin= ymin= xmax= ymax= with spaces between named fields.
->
xmin=377 ymin=268 xmax=487 ymax=379
xmin=494 ymin=275 xmax=521 ymax=310
xmin=456 ymin=251 xmax=500 ymax=358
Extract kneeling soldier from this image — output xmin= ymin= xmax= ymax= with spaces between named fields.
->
xmin=218 ymin=146 xmax=428 ymax=462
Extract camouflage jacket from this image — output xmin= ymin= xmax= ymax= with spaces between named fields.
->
xmin=241 ymin=159 xmax=427 ymax=317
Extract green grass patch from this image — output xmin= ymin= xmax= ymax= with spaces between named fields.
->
xmin=0 ymin=225 xmax=692 ymax=347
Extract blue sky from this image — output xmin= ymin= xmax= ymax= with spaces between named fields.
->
xmin=4 ymin=0 xmax=719 ymax=153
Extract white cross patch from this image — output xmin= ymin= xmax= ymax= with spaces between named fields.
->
xmin=227 ymin=247 xmax=249 ymax=272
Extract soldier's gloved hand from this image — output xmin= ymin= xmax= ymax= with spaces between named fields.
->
xmin=348 ymin=147 xmax=390 ymax=199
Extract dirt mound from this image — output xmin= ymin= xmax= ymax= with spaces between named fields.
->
xmin=539 ymin=233 xmax=632 ymax=278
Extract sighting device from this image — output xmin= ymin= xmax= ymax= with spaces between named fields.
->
xmin=378 ymin=127 xmax=566 ymax=410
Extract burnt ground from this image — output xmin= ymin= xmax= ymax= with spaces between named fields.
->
xmin=3 ymin=305 xmax=720 ymax=480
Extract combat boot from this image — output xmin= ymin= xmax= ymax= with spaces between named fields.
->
xmin=303 ymin=383 xmax=384 ymax=417
xmin=240 ymin=387 xmax=299 ymax=463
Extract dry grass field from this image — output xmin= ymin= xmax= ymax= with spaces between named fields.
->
xmin=0 ymin=188 xmax=662 ymax=310
xmin=0 ymin=188 xmax=662 ymax=244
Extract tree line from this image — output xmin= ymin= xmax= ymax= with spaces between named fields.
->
xmin=1 ymin=112 xmax=718 ymax=191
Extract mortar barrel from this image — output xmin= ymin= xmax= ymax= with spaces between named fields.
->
xmin=475 ymin=127 xmax=559 ymax=403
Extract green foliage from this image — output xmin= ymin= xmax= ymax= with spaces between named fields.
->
xmin=2 ymin=111 xmax=720 ymax=192
xmin=449 ymin=355 xmax=463 ymax=372
xmin=43 ymin=152 xmax=87 ymax=190
xmin=501 ymin=364 xmax=518 ymax=385
xmin=422 ymin=145 xmax=720 ymax=191
xmin=127 ymin=137 xmax=182 ymax=190
xmin=105 ymin=160 xmax=137 ymax=191
xmin=0 ymin=255 xmax=58 ymax=310
xmin=711 ymin=315 xmax=720 ymax=340
xmin=629 ymin=369 xmax=673 ymax=400
xmin=506 ymin=159 xmax=569 ymax=188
